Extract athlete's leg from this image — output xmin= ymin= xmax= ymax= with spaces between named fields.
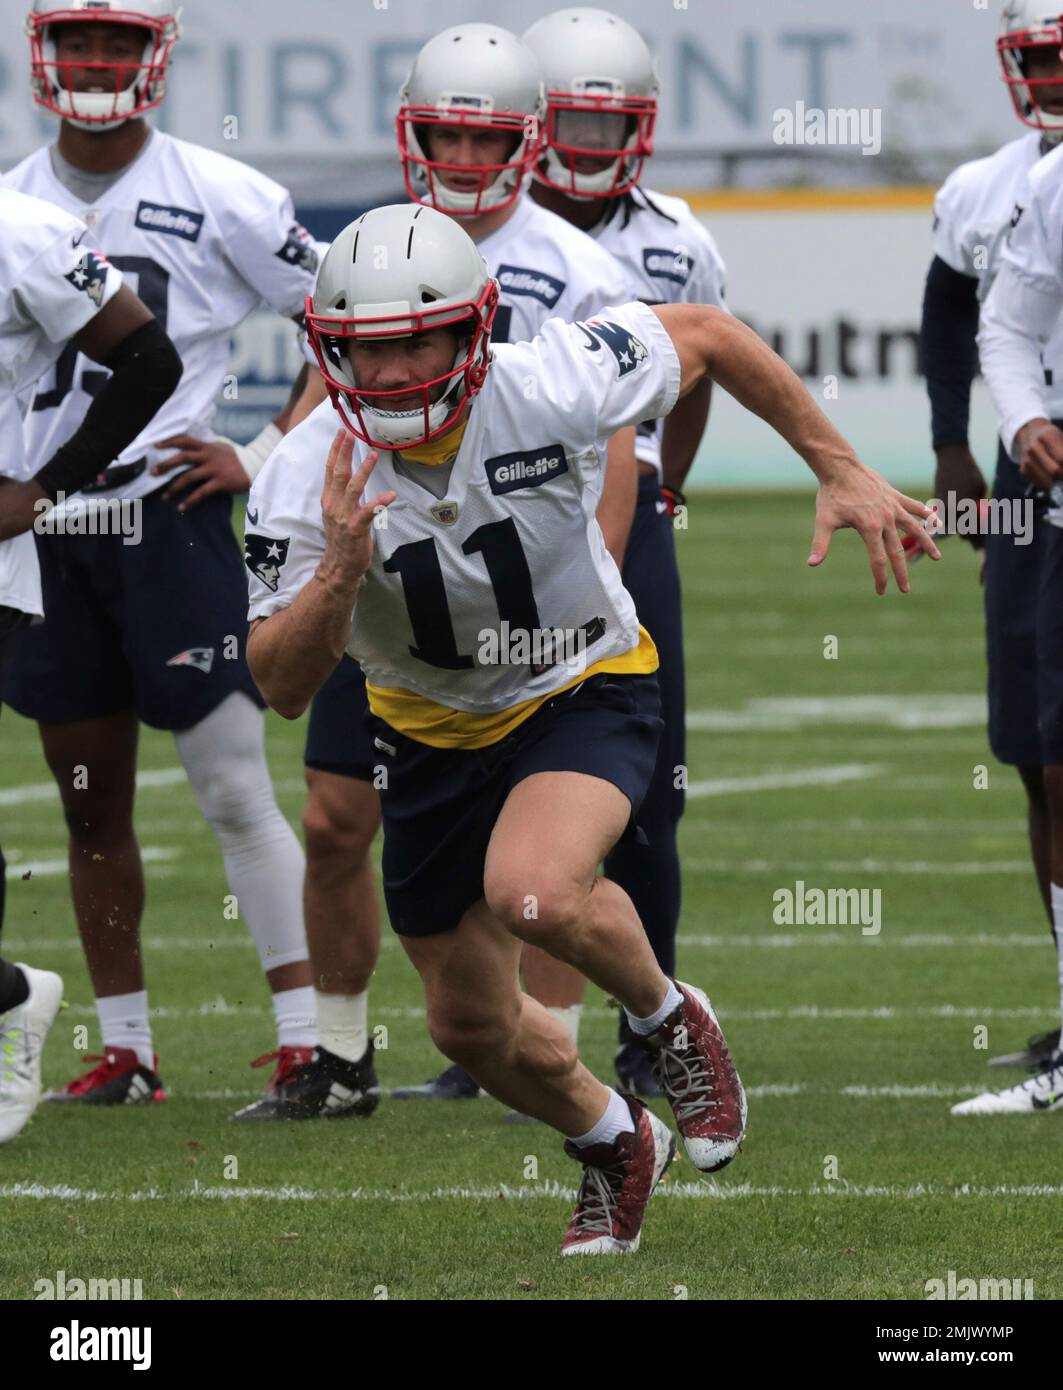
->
xmin=1017 ymin=764 xmax=1053 ymax=926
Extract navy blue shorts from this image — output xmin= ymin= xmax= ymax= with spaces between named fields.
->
xmin=375 ymin=672 xmax=663 ymax=938
xmin=304 ymin=654 xmax=377 ymax=781
xmin=0 ymin=489 xmax=262 ymax=731
xmin=983 ymin=446 xmax=1062 ymax=766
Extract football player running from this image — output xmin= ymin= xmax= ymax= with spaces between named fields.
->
xmin=260 ymin=23 xmax=640 ymax=1119
xmin=516 ymin=7 xmax=729 ymax=1096
xmin=0 ymin=185 xmax=182 ymax=1141
xmin=956 ymin=4 xmax=1063 ymax=1114
xmin=1 ymin=0 xmax=322 ymax=1115
xmin=245 ymin=203 xmax=937 ymax=1254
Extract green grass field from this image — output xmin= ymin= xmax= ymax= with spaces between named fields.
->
xmin=3 ymin=492 xmax=1062 ymax=1301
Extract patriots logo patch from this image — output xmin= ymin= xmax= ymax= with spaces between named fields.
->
xmin=276 ymin=223 xmax=319 ymax=274
xmin=575 ymin=320 xmax=649 ymax=377
xmin=245 ymin=533 xmax=290 ymax=592
xmin=166 ymin=647 xmax=215 ymax=674
xmin=64 ymin=250 xmax=110 ymax=308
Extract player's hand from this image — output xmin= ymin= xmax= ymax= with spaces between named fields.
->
xmin=151 ymin=434 xmax=251 ymax=511
xmin=934 ymin=443 xmax=987 ymax=551
xmin=1016 ymin=418 xmax=1063 ymax=490
xmin=0 ymin=477 xmax=48 ymax=541
xmin=317 ymin=429 xmax=396 ymax=590
xmin=808 ymin=461 xmax=941 ymax=595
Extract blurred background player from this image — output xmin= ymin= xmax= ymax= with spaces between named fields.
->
xmin=1 ymin=0 xmax=322 ymax=1116
xmin=253 ymin=23 xmax=641 ymax=1118
xmin=952 ymin=3 xmax=1063 ymax=1114
xmin=246 ymin=204 xmax=934 ymax=1254
xmin=0 ymin=183 xmax=182 ymax=1140
xmin=517 ymin=6 xmax=728 ymax=1095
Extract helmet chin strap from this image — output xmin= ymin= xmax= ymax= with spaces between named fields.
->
xmin=1043 ymin=127 xmax=1063 ymax=150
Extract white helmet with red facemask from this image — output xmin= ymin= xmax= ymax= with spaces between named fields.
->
xmin=305 ymin=204 xmax=500 ymax=452
xmin=26 ymin=0 xmax=181 ymax=131
xmin=999 ymin=1 xmax=1063 ymax=141
xmin=522 ymin=7 xmax=659 ymax=200
xmin=398 ymin=24 xmax=545 ymax=216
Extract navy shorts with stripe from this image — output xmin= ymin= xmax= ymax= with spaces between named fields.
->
xmin=304 ymin=654 xmax=377 ymax=781
xmin=375 ymin=672 xmax=663 ymax=938
xmin=0 ymin=489 xmax=262 ymax=731
xmin=984 ymin=444 xmax=1062 ymax=766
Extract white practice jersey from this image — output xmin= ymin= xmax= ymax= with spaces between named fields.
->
xmin=4 ymin=131 xmax=321 ymax=513
xmin=0 ymin=188 xmax=123 ymax=615
xmin=476 ymin=195 xmax=634 ymax=345
xmin=590 ymin=188 xmax=729 ymax=475
xmin=976 ymin=138 xmax=1063 ymax=456
xmin=248 ymin=302 xmax=680 ymax=713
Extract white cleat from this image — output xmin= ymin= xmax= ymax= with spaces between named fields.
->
xmin=951 ymin=1054 xmax=1063 ymax=1116
xmin=0 ymin=965 xmax=63 ymax=1144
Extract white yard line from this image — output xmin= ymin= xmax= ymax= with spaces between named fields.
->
xmin=687 ymin=764 xmax=881 ymax=798
xmin=683 ymin=859 xmax=1030 ymax=875
xmin=4 ymin=847 xmax=180 ymax=879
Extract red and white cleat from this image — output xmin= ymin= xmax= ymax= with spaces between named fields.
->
xmin=228 ymin=1046 xmax=315 ymax=1121
xmin=45 ymin=1047 xmax=166 ymax=1105
xmin=642 ymin=981 xmax=747 ymax=1172
xmin=560 ymin=1097 xmax=676 ymax=1257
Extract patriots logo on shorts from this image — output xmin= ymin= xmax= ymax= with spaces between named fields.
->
xmin=276 ymin=224 xmax=319 ymax=274
xmin=166 ymin=647 xmax=215 ymax=674
xmin=575 ymin=320 xmax=649 ymax=377
xmin=64 ymin=250 xmax=110 ymax=308
xmin=245 ymin=532 xmax=290 ymax=592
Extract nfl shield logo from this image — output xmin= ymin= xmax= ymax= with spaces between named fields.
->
xmin=431 ymin=501 xmax=460 ymax=525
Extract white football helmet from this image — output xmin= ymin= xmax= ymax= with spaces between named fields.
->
xmin=305 ymin=205 xmax=500 ymax=451
xmin=522 ymin=7 xmax=659 ymax=199
xmin=397 ymin=23 xmax=545 ymax=216
xmin=999 ymin=1 xmax=1063 ymax=139
xmin=26 ymin=0 xmax=181 ymax=131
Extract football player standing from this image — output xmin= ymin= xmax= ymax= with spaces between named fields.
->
xmin=245 ymin=203 xmax=937 ymax=1253
xmin=256 ymin=24 xmax=641 ymax=1118
xmin=956 ymin=4 xmax=1063 ymax=1115
xmin=519 ymin=7 xmax=729 ymax=1094
xmin=1 ymin=0 xmax=322 ymax=1114
xmin=0 ymin=185 xmax=181 ymax=1141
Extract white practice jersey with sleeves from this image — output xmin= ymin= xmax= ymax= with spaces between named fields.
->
xmin=978 ymin=139 xmax=1063 ymax=456
xmin=0 ymin=187 xmax=123 ymax=615
xmin=247 ymin=301 xmax=680 ymax=712
xmin=475 ymin=195 xmax=635 ymax=344
xmin=3 ymin=132 xmax=321 ymax=514
xmin=590 ymin=188 xmax=729 ymax=474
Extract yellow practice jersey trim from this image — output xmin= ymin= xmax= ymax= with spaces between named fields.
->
xmin=399 ymin=418 xmax=468 ymax=467
xmin=366 ymin=626 xmax=660 ymax=749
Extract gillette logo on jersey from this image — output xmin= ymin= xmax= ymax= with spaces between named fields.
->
xmin=485 ymin=445 xmax=569 ymax=495
xmin=576 ymin=321 xmax=650 ymax=377
xmin=496 ymin=265 xmax=565 ymax=308
xmin=643 ymin=247 xmax=694 ymax=286
xmin=135 ymin=201 xmax=204 ymax=242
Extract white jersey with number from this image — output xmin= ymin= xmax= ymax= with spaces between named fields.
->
xmin=970 ymin=137 xmax=1063 ymax=455
xmin=3 ymin=131 xmax=321 ymax=512
xmin=247 ymin=301 xmax=680 ymax=716
xmin=475 ymin=195 xmax=633 ymax=345
xmin=0 ymin=188 xmax=123 ymax=615
xmin=589 ymin=188 xmax=728 ymax=476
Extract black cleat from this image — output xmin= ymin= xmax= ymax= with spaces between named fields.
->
xmin=390 ymin=1063 xmax=482 ymax=1100
xmin=229 ymin=1045 xmax=380 ymax=1121
xmin=988 ymin=1027 xmax=1062 ymax=1070
xmin=614 ymin=1041 xmax=665 ymax=1099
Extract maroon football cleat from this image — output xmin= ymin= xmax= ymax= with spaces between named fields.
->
xmin=560 ymin=1096 xmax=676 ymax=1256
xmin=45 ymin=1048 xmax=166 ymax=1105
xmin=642 ymin=981 xmax=747 ymax=1172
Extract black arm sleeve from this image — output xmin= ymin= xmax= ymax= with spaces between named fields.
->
xmin=920 ymin=254 xmax=980 ymax=451
xmin=33 ymin=318 xmax=183 ymax=503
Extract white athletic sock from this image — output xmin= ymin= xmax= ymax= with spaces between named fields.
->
xmin=624 ymin=980 xmax=683 ymax=1037
xmin=175 ymin=693 xmax=311 ymax=975
xmin=568 ymin=1087 xmax=635 ymax=1148
xmin=96 ymin=991 xmax=154 ymax=1071
xmin=273 ymin=985 xmax=317 ymax=1051
xmin=316 ymin=989 xmax=368 ymax=1064
xmin=547 ymin=1003 xmax=582 ymax=1044
xmin=1051 ymin=884 xmax=1063 ymax=1037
